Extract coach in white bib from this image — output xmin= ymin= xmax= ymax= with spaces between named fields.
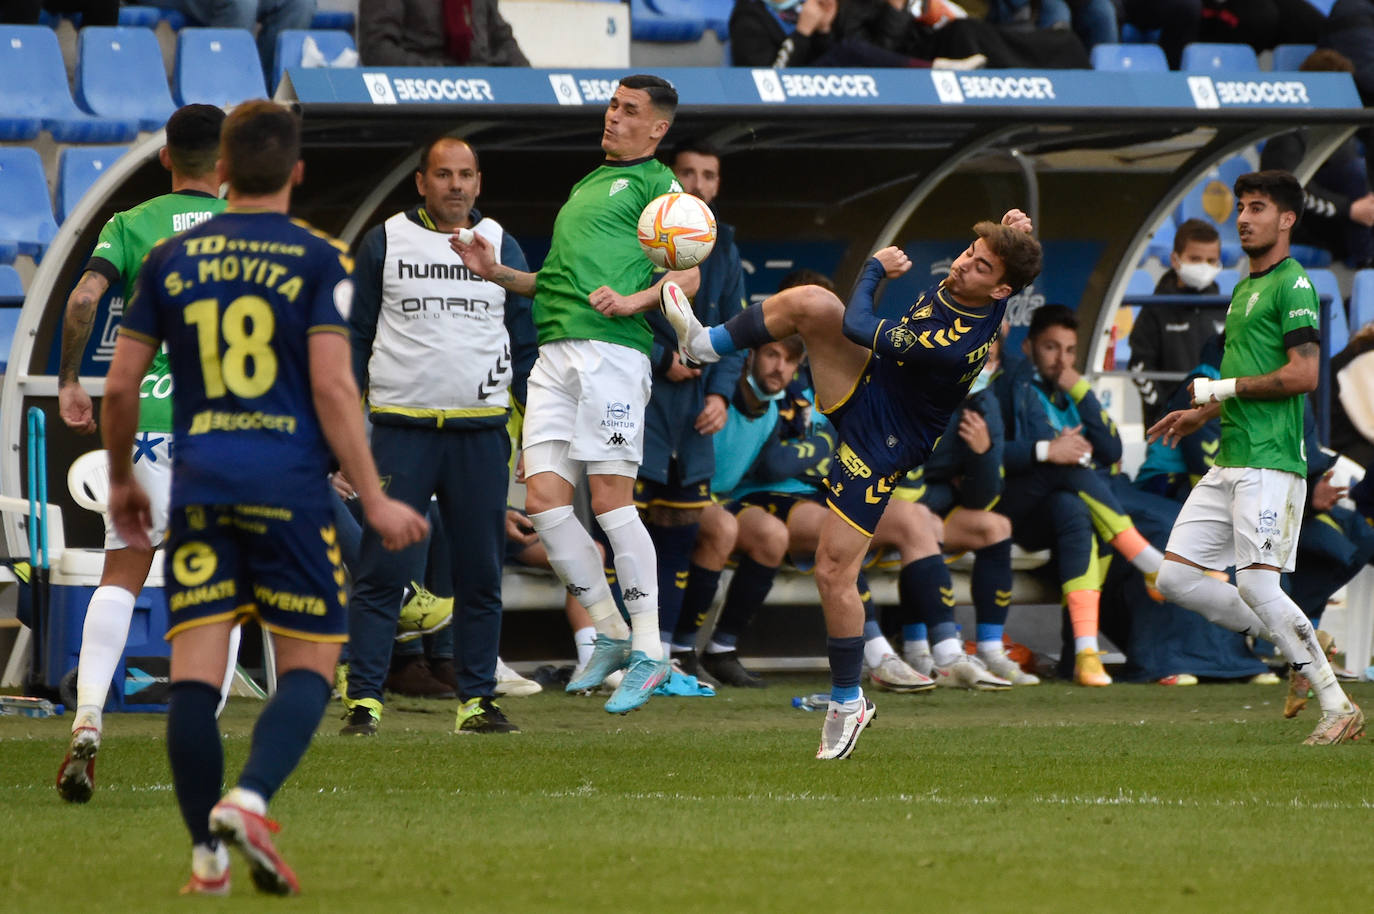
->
xmin=343 ymin=137 xmax=537 ymax=736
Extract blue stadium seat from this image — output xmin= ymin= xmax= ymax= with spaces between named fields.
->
xmin=310 ymin=10 xmax=356 ymax=30
xmin=0 ymin=265 xmax=20 ymax=299
xmin=629 ymin=0 xmax=706 ymax=42
xmin=76 ymin=27 xmax=176 ymax=132
xmin=1091 ymin=43 xmax=1168 ymax=72
xmin=0 ymin=26 xmax=138 ymax=143
xmin=1291 ymin=244 xmax=1333 ymax=268
xmin=1144 ymin=220 xmax=1176 ymax=265
xmin=1308 ymin=268 xmax=1349 ymax=355
xmin=0 ymin=304 xmax=23 ymax=372
xmin=1181 ymin=42 xmax=1261 ymax=73
xmin=699 ymin=0 xmax=732 ymax=39
xmin=1350 ymin=269 xmax=1374 ymax=333
xmin=1125 ymin=268 xmax=1156 ymax=298
xmin=273 ymin=29 xmax=357 ymax=92
xmin=1215 ymin=268 xmax=1239 ymax=296
xmin=1178 ymin=169 xmax=1243 ymax=265
xmin=0 ymin=241 xmax=16 ymax=265
xmin=0 ymin=147 xmax=60 ymax=259
xmin=175 ymin=28 xmax=269 ymax=108
xmin=57 ymin=145 xmax=130 ymax=225
xmin=1271 ymin=43 xmax=1316 ymax=72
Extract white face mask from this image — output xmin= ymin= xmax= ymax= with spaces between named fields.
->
xmin=746 ymin=372 xmax=787 ymax=402
xmin=1176 ymin=261 xmax=1221 ymax=291
xmin=967 ymin=364 xmax=994 ymax=395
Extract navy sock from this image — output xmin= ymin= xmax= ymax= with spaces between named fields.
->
xmin=238 ymin=669 xmax=331 ymax=803
xmin=828 ymin=636 xmax=864 ymax=703
xmin=719 ymin=305 xmax=774 ymax=354
xmin=646 ymin=522 xmax=699 ymax=640
xmin=714 ymin=555 xmax=778 ymax=645
xmin=673 ymin=563 xmax=722 ymax=647
xmin=901 ymin=555 xmax=957 ymax=644
xmin=973 ymin=538 xmax=1013 ymax=637
xmin=167 ymin=680 xmax=224 ymax=846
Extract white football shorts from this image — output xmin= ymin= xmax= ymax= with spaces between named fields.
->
xmin=1164 ymin=465 xmax=1306 ymax=573
xmin=104 ymin=433 xmax=172 ymax=550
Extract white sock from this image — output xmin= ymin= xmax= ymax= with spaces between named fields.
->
xmin=215 ymin=624 xmax=241 ymax=719
xmin=1074 ymin=635 xmax=1099 ymax=653
xmin=661 ymin=639 xmax=672 ymax=659
xmin=191 ymin=842 xmax=230 ymax=880
xmin=863 ymin=633 xmax=895 ymax=668
xmin=977 ymin=639 xmax=1004 ymax=657
xmin=705 ymin=639 xmax=734 ymax=654
xmin=573 ymin=626 xmax=597 ymax=667
xmin=75 ymin=586 xmax=137 ymax=724
xmin=222 ymin=785 xmax=266 ymax=815
xmin=529 ymin=506 xmax=628 ymax=640
xmin=597 ymin=506 xmax=661 ymax=660
xmin=903 ymin=638 xmax=931 ymax=661
xmin=1129 ymin=544 xmax=1164 ymax=574
xmin=1156 ymin=561 xmax=1271 ymax=639
xmin=1236 ymin=569 xmax=1352 ymax=715
xmin=932 ymin=637 xmax=964 ymax=667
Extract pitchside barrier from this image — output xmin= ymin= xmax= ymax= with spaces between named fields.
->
xmin=4 ymin=67 xmax=1371 ymax=680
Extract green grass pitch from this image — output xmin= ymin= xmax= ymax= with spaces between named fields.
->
xmin=3 ymin=678 xmax=1372 ymax=913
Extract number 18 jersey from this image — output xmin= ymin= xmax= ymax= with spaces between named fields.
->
xmin=119 ymin=210 xmax=354 ymax=510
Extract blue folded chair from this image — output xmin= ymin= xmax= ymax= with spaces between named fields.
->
xmin=0 ymin=26 xmax=138 ymax=143
xmin=77 ymin=27 xmax=177 ymax=132
xmin=57 ymin=145 xmax=130 ymax=225
xmin=0 ymin=147 xmax=61 ymax=259
xmin=175 ymin=28 xmax=269 ymax=108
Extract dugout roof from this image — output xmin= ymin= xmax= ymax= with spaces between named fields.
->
xmin=4 ymin=66 xmax=1371 ymax=553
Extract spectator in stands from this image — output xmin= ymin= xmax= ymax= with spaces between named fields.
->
xmin=1118 ymin=0 xmax=1200 ymax=69
xmin=144 ymin=0 xmax=314 ymax=76
xmin=1198 ymin=0 xmax=1326 ymax=53
xmin=1260 ymin=51 xmax=1374 ymax=268
xmin=1321 ymin=0 xmax=1374 ymax=105
xmin=341 ymin=136 xmax=537 ymax=737
xmin=983 ymin=0 xmax=1119 ymax=51
xmin=1128 ymin=219 xmax=1227 ymax=427
xmin=636 ymin=137 xmax=746 ymax=672
xmin=1331 ymin=322 xmax=1374 ymax=469
xmin=359 ymin=0 xmax=529 ymax=67
xmin=0 ymin=0 xmax=117 ymax=24
xmin=1135 ymin=333 xmax=1225 ymax=500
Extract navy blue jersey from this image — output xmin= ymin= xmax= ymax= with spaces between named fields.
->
xmin=120 ymin=210 xmax=352 ymax=509
xmin=833 ymin=259 xmax=1005 ymax=478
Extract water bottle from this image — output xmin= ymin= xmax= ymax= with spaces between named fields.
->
xmin=0 ymin=696 xmax=62 ymax=717
xmin=792 ymin=693 xmax=830 ymax=712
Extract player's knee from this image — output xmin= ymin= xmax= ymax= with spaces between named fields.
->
xmin=745 ymin=521 xmax=789 ymax=567
xmin=1235 ymin=567 xmax=1283 ymax=608
xmin=1155 ymin=560 xmax=1199 ymax=603
xmin=985 ymin=512 xmax=1013 ymax=543
xmin=695 ymin=510 xmax=738 ymax=561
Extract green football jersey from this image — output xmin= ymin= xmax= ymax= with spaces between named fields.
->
xmin=90 ymin=191 xmax=225 ymax=433
xmin=1217 ymin=257 xmax=1320 ymax=476
xmin=534 ymin=158 xmax=681 ymax=355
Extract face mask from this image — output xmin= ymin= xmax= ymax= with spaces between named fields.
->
xmin=763 ymin=0 xmax=803 ymax=10
xmin=1176 ymin=261 xmax=1221 ymax=291
xmin=967 ymin=364 xmax=994 ymax=395
xmin=746 ymin=372 xmax=787 ymax=402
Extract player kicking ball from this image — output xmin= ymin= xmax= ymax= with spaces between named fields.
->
xmin=595 ymin=210 xmax=1041 ymax=758
xmin=1149 ymin=170 xmax=1362 ymax=746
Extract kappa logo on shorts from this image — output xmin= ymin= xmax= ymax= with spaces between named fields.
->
xmin=607 ymin=432 xmax=629 ymax=447
xmin=622 ymin=586 xmax=649 ymax=601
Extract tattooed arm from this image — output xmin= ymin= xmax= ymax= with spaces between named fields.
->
xmin=58 ymin=270 xmax=112 ymax=434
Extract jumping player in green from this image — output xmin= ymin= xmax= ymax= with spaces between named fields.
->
xmin=56 ymin=105 xmax=234 ymax=803
xmin=451 ymin=74 xmax=699 ymax=714
xmin=1151 ymin=169 xmax=1363 ymax=745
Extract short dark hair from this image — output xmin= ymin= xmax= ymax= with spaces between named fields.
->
xmin=1234 ymin=170 xmax=1304 ymax=226
xmin=619 ymin=74 xmax=678 ymax=121
xmin=1028 ymin=303 xmax=1078 ymax=340
xmin=1173 ymin=217 xmax=1220 ymax=253
xmin=777 ymin=268 xmax=836 ymax=294
xmin=1301 ymin=48 xmax=1355 ymax=73
xmin=670 ymin=135 xmax=722 ymax=166
xmin=973 ymin=221 xmax=1042 ymax=292
xmin=221 ymin=101 xmax=300 ymax=196
xmin=164 ymin=104 xmax=225 ymax=177
xmin=416 ymin=136 xmax=480 ymax=175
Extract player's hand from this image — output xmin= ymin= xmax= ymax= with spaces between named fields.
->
xmin=1147 ymin=408 xmax=1206 ymax=448
xmin=589 ymin=286 xmax=636 ymax=317
xmin=1002 ymin=209 xmax=1033 ymax=234
xmin=59 ymin=382 xmax=96 ymax=435
xmin=695 ymin=394 xmax=728 ymax=435
xmin=506 ymin=508 xmax=539 ymax=546
xmin=330 ymin=471 xmax=357 ymax=501
xmin=872 ymin=246 xmax=911 ymax=279
xmin=1046 ymin=427 xmax=1091 ymax=465
xmin=1312 ymin=470 xmax=1348 ymax=512
xmin=1056 ymin=366 xmax=1082 ymax=392
xmin=365 ymin=496 xmax=429 ymax=551
xmin=666 ymin=353 xmax=701 ymax=382
xmin=108 ymin=478 xmax=153 ymax=551
xmin=450 ymin=230 xmax=497 ymax=278
xmin=957 ymin=408 xmax=991 ymax=454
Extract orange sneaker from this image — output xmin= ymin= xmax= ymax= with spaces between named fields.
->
xmin=209 ymin=797 xmax=299 ymax=895
xmin=1074 ymin=649 xmax=1112 ymax=687
xmin=1304 ymin=703 xmax=1365 ymax=746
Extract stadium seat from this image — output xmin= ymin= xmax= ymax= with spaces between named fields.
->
xmin=76 ymin=27 xmax=176 ymax=132
xmin=1290 ymin=244 xmax=1333 ymax=268
xmin=1178 ymin=170 xmax=1243 ymax=265
xmin=0 ymin=26 xmax=138 ymax=143
xmin=1144 ymin=220 xmax=1176 ymax=265
xmin=1350 ymin=269 xmax=1374 ymax=332
xmin=0 ymin=241 xmax=16 ymax=265
xmin=1090 ymin=43 xmax=1169 ymax=72
xmin=1181 ymin=42 xmax=1261 ymax=73
xmin=57 ymin=145 xmax=130 ymax=225
xmin=119 ymin=4 xmax=187 ymax=29
xmin=0 ymin=147 xmax=60 ymax=259
xmin=1125 ymin=268 xmax=1156 ymax=298
xmin=628 ymin=0 xmax=706 ymax=42
xmin=699 ymin=0 xmax=732 ymax=39
xmin=1215 ymin=268 xmax=1240 ymax=296
xmin=1271 ymin=43 xmax=1316 ymax=72
xmin=273 ymin=29 xmax=357 ymax=92
xmin=1309 ymin=268 xmax=1349 ymax=355
xmin=0 ymin=304 xmax=22 ymax=371
xmin=310 ymin=9 xmax=356 ymax=30
xmin=0 ymin=265 xmax=20 ymax=300
xmin=174 ymin=28 xmax=269 ymax=108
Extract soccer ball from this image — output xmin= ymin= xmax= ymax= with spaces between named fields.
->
xmin=637 ymin=192 xmax=717 ymax=270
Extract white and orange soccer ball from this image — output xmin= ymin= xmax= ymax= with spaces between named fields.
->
xmin=637 ymin=192 xmax=717 ymax=270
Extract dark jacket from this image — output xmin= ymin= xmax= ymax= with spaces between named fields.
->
xmin=1322 ymin=0 xmax=1374 ymax=104
xmin=906 ymin=386 xmax=1005 ymax=512
xmin=360 ymin=0 xmax=529 ymax=67
xmin=996 ymin=354 xmax=1122 ymax=476
xmin=1128 ymin=269 xmax=1227 ymax=426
